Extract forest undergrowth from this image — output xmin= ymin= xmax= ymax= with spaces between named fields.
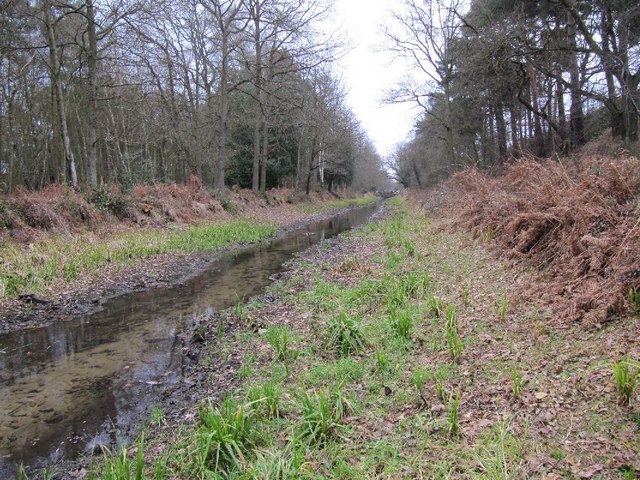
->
xmin=412 ymin=152 xmax=640 ymax=328
xmin=66 ymin=196 xmax=638 ymax=480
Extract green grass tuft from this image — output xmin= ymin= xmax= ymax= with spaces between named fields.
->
xmin=296 ymin=389 xmax=354 ymax=446
xmin=196 ymin=397 xmax=257 ymax=475
xmin=326 ymin=311 xmax=366 ymax=357
xmin=613 ymin=355 xmax=639 ymax=406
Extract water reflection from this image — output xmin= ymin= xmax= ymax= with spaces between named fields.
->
xmin=0 ymin=204 xmax=378 ymax=476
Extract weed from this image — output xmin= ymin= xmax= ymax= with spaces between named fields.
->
xmin=461 ymin=289 xmax=469 ymax=306
xmin=97 ymin=435 xmax=145 ymax=480
xmin=265 ymin=326 xmax=298 ymax=367
xmin=385 ymin=251 xmax=402 ymax=270
xmin=403 ymin=270 xmax=430 ymax=297
xmin=447 ymin=391 xmax=461 ymax=437
xmin=296 ymin=389 xmax=354 ymax=445
xmin=17 ymin=465 xmax=28 ymax=480
xmin=613 ymin=355 xmax=640 ymax=405
xmin=446 ymin=329 xmax=463 ymax=363
xmin=308 ymin=357 xmax=366 ymax=386
xmin=436 ymin=378 xmax=449 ymax=403
xmin=427 ymin=295 xmax=446 ymax=318
xmin=151 ymin=406 xmax=165 ymax=426
xmin=411 ymin=366 xmax=430 ymax=393
xmin=497 ymin=297 xmax=509 ymax=321
xmin=511 ymin=368 xmax=525 ymax=400
xmin=153 ymin=455 xmax=170 ymax=480
xmin=403 ymin=239 xmax=416 ymax=257
xmin=326 ymin=311 xmax=366 ymax=357
xmin=238 ymin=353 xmax=256 ymax=379
xmin=391 ymin=308 xmax=413 ymax=340
xmin=375 ymin=350 xmax=390 ymax=375
xmin=197 ymin=397 xmax=256 ymax=474
xmin=444 ymin=305 xmax=463 ymax=362
xmin=247 ymin=382 xmax=281 ymax=418
xmin=629 ymin=286 xmax=640 ymax=314
xmin=472 ymin=419 xmax=523 ymax=479
xmin=233 ymin=295 xmax=245 ymax=319
xmin=411 ymin=367 xmax=433 ymax=406
xmin=247 ymin=445 xmax=305 ymax=479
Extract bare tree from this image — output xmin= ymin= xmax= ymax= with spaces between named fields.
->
xmin=42 ymin=0 xmax=78 ymax=189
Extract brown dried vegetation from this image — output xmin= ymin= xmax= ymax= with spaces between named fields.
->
xmin=0 ymin=179 xmax=349 ymax=244
xmin=420 ymin=153 xmax=640 ymax=327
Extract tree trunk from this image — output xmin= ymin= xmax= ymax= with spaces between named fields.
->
xmin=251 ymin=1 xmax=262 ymax=192
xmin=495 ymin=103 xmax=507 ymax=158
xmin=44 ymin=0 xmax=78 ymax=190
xmin=86 ymin=0 xmax=99 ymax=188
xmin=567 ymin=19 xmax=585 ymax=148
xmin=509 ymin=100 xmax=521 ymax=157
xmin=260 ymin=117 xmax=268 ymax=192
xmin=214 ymin=31 xmax=229 ymax=189
xmin=527 ymin=63 xmax=546 ymax=156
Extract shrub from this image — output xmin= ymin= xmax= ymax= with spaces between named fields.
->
xmin=90 ymin=187 xmax=129 ymax=218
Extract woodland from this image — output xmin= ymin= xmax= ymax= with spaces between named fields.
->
xmin=2 ymin=0 xmax=639 ymax=194
xmin=388 ymin=0 xmax=640 ymax=187
xmin=0 ymin=0 xmax=388 ymax=195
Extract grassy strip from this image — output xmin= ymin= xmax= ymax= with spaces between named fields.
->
xmin=0 ymin=219 xmax=277 ymax=299
xmin=300 ymin=195 xmax=377 ymax=214
xmin=52 ymin=197 xmax=638 ymax=479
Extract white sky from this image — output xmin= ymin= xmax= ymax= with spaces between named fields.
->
xmin=330 ymin=0 xmax=420 ymax=159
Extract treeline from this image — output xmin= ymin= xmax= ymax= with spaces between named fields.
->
xmin=388 ymin=0 xmax=640 ymax=188
xmin=0 ymin=0 xmax=388 ymax=194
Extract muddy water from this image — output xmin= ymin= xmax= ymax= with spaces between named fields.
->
xmin=0 ymin=204 xmax=378 ymax=476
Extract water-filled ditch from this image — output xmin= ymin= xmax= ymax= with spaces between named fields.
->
xmin=0 ymin=203 xmax=379 ymax=476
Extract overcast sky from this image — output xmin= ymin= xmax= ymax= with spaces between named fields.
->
xmin=329 ymin=0 xmax=420 ymax=159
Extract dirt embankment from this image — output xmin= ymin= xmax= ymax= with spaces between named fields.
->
xmin=410 ymin=152 xmax=640 ymax=328
xmin=0 ymin=181 xmax=369 ymax=333
xmin=0 ymin=178 xmax=352 ymax=244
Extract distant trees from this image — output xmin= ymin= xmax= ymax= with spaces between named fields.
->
xmin=0 ymin=0 xmax=387 ymax=194
xmin=388 ymin=0 xmax=640 ymax=188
